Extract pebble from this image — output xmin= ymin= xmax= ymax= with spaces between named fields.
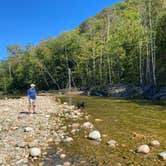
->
xmin=60 ymin=154 xmax=66 ymax=159
xmin=88 ymin=130 xmax=101 ymax=141
xmin=107 ymin=140 xmax=117 ymax=148
xmin=45 ymin=115 xmax=50 ymax=118
xmin=158 ymin=151 xmax=166 ymax=160
xmin=82 ymin=122 xmax=94 ymax=130
xmin=71 ymin=123 xmax=80 ymax=129
xmin=30 ymin=147 xmax=41 ymax=157
xmin=24 ymin=127 xmax=33 ymax=132
xmin=136 ymin=145 xmax=150 ymax=154
xmin=150 ymin=140 xmax=160 ymax=147
xmin=64 ymin=137 xmax=73 ymax=143
xmin=63 ymin=161 xmax=71 ymax=166
xmin=95 ymin=119 xmax=103 ymax=122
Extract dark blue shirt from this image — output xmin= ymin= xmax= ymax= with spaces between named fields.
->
xmin=27 ymin=88 xmax=37 ymax=99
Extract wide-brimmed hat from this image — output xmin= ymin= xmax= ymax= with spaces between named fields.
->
xmin=30 ymin=83 xmax=36 ymax=87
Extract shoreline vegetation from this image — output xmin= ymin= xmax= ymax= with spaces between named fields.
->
xmin=0 ymin=0 xmax=165 ymax=94
xmin=1 ymin=84 xmax=166 ymax=100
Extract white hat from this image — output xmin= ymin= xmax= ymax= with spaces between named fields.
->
xmin=30 ymin=83 xmax=35 ymax=87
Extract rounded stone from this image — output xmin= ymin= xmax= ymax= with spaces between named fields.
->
xmin=88 ymin=130 xmax=101 ymax=141
xmin=136 ymin=145 xmax=150 ymax=154
xmin=24 ymin=127 xmax=33 ymax=132
xmin=82 ymin=122 xmax=94 ymax=130
xmin=63 ymin=161 xmax=71 ymax=166
xmin=60 ymin=154 xmax=66 ymax=159
xmin=150 ymin=140 xmax=160 ymax=147
xmin=64 ymin=137 xmax=73 ymax=143
xmin=30 ymin=147 xmax=41 ymax=157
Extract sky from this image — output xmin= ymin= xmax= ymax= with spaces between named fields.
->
xmin=0 ymin=0 xmax=122 ymax=60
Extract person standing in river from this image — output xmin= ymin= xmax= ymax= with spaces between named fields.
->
xmin=27 ymin=84 xmax=37 ymax=114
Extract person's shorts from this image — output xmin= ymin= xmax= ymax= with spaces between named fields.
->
xmin=29 ymin=99 xmax=36 ymax=106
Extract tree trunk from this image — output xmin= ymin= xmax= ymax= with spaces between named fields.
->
xmin=99 ymin=48 xmax=103 ymax=86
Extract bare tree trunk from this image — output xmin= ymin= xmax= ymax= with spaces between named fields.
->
xmin=99 ymin=48 xmax=103 ymax=86
xmin=92 ymin=48 xmax=96 ymax=85
xmin=152 ymin=29 xmax=157 ymax=86
xmin=86 ymin=62 xmax=90 ymax=87
xmin=106 ymin=11 xmax=112 ymax=85
xmin=107 ymin=55 xmax=112 ymax=85
xmin=138 ymin=7 xmax=143 ymax=85
xmin=8 ymin=64 xmax=12 ymax=79
xmin=139 ymin=40 xmax=143 ymax=85
xmin=146 ymin=30 xmax=151 ymax=84
xmin=117 ymin=58 xmax=120 ymax=84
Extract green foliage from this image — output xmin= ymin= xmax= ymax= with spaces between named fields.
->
xmin=0 ymin=0 xmax=165 ymax=91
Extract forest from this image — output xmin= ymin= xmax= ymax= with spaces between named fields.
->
xmin=0 ymin=0 xmax=165 ymax=93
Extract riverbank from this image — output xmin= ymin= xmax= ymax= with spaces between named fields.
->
xmin=0 ymin=94 xmax=166 ymax=166
xmin=0 ymin=95 xmax=85 ymax=165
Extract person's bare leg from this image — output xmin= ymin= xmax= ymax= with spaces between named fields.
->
xmin=33 ymin=104 xmax=36 ymax=113
xmin=28 ymin=101 xmax=31 ymax=114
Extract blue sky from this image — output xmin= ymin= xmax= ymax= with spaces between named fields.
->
xmin=0 ymin=0 xmax=122 ymax=60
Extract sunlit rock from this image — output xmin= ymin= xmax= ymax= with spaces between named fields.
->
xmin=158 ymin=152 xmax=166 ymax=160
xmin=150 ymin=140 xmax=160 ymax=147
xmin=136 ymin=145 xmax=150 ymax=154
xmin=82 ymin=122 xmax=94 ymax=130
xmin=30 ymin=147 xmax=41 ymax=157
xmin=88 ymin=130 xmax=101 ymax=141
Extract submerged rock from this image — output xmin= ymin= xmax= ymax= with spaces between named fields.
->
xmin=158 ymin=152 xmax=166 ymax=160
xmin=88 ymin=130 xmax=101 ymax=141
xmin=150 ymin=140 xmax=160 ymax=147
xmin=82 ymin=122 xmax=94 ymax=130
xmin=64 ymin=137 xmax=73 ymax=143
xmin=136 ymin=145 xmax=150 ymax=154
xmin=107 ymin=140 xmax=117 ymax=148
xmin=95 ymin=118 xmax=103 ymax=122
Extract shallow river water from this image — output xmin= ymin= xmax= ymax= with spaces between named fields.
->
xmin=59 ymin=95 xmax=166 ymax=166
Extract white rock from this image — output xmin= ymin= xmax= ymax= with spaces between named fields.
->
xmin=24 ymin=127 xmax=33 ymax=132
xmin=85 ymin=115 xmax=90 ymax=120
xmin=60 ymin=154 xmax=66 ymax=159
xmin=150 ymin=140 xmax=160 ymax=147
xmin=71 ymin=123 xmax=80 ymax=129
xmin=107 ymin=140 xmax=117 ymax=145
xmin=82 ymin=122 xmax=94 ymax=130
xmin=95 ymin=119 xmax=103 ymax=122
xmin=64 ymin=137 xmax=73 ymax=143
xmin=63 ymin=161 xmax=71 ymax=166
xmin=107 ymin=140 xmax=117 ymax=148
xmin=30 ymin=147 xmax=41 ymax=157
xmin=136 ymin=145 xmax=150 ymax=154
xmin=45 ymin=115 xmax=50 ymax=118
xmin=88 ymin=130 xmax=101 ymax=141
xmin=158 ymin=152 xmax=166 ymax=160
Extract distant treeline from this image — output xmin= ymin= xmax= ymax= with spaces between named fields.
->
xmin=0 ymin=0 xmax=165 ymax=92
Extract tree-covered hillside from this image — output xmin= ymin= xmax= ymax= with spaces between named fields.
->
xmin=0 ymin=0 xmax=165 ymax=92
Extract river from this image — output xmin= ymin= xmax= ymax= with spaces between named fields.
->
xmin=58 ymin=95 xmax=166 ymax=165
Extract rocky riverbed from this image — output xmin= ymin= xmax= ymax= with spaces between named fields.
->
xmin=0 ymin=95 xmax=165 ymax=166
xmin=0 ymin=95 xmax=86 ymax=166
